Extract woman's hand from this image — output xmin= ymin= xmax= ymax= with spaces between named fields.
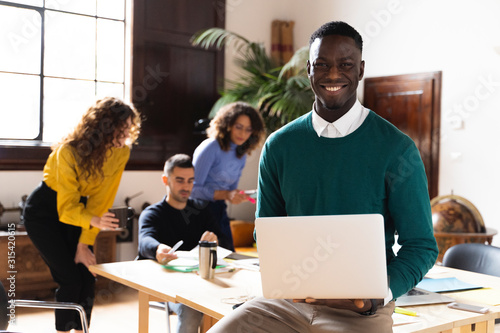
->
xmin=214 ymin=189 xmax=249 ymax=204
xmin=74 ymin=242 xmax=97 ymax=276
xmin=226 ymin=190 xmax=248 ymax=204
xmin=156 ymin=244 xmax=178 ymax=265
xmin=90 ymin=212 xmax=119 ymax=230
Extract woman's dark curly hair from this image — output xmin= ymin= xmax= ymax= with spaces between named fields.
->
xmin=207 ymin=102 xmax=265 ymax=158
xmin=54 ymin=97 xmax=141 ymax=180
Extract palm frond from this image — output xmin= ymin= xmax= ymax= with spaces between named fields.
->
xmin=208 ymin=95 xmax=240 ymax=118
xmin=190 ymin=28 xmax=251 ymax=52
xmin=192 ymin=28 xmax=314 ymax=132
xmin=285 ymin=75 xmax=311 ymax=89
xmin=279 ymin=46 xmax=310 ymax=80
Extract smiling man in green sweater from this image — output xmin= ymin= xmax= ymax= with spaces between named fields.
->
xmin=208 ymin=21 xmax=438 ymax=333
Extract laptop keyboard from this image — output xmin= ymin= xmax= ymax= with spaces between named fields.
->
xmin=406 ymin=288 xmax=427 ymax=296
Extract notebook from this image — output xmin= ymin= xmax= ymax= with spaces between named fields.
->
xmin=255 ymin=214 xmax=388 ymax=299
xmin=415 ymin=277 xmax=481 ymax=293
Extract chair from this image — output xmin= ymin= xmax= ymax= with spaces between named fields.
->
xmin=442 ymin=243 xmax=500 ymax=324
xmin=442 ymin=243 xmax=500 ymax=277
xmin=149 ymin=301 xmax=173 ymax=333
xmin=0 ymin=282 xmax=88 ymax=333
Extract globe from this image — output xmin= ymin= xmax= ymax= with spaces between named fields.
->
xmin=431 ymin=195 xmax=485 ymax=234
xmin=431 ymin=193 xmax=495 ymax=263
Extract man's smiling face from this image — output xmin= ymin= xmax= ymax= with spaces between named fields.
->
xmin=307 ymin=34 xmax=365 ymax=122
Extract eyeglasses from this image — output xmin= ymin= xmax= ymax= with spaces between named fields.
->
xmin=233 ymin=123 xmax=253 ymax=133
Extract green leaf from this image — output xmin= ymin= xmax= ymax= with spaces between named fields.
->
xmin=192 ymin=28 xmax=314 ymax=132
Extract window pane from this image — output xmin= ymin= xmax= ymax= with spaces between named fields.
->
xmin=0 ymin=73 xmax=40 ymax=140
xmin=97 ymin=19 xmax=125 ymax=82
xmin=45 ymin=0 xmax=95 ymax=16
xmin=0 ymin=0 xmax=128 ymax=150
xmin=8 ymin=0 xmax=42 ymax=6
xmin=43 ymin=78 xmax=96 ymax=143
xmin=96 ymin=82 xmax=124 ymax=100
xmin=97 ymin=0 xmax=125 ymax=20
xmin=44 ymin=11 xmax=96 ymax=80
xmin=0 ymin=5 xmax=41 ymax=74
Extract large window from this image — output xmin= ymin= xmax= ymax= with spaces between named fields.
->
xmin=0 ymin=0 xmax=127 ymax=145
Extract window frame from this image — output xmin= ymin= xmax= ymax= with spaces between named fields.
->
xmin=0 ymin=0 xmax=226 ymax=171
xmin=0 ymin=1 xmax=129 ymax=170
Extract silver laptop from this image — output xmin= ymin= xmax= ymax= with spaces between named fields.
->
xmin=395 ymin=287 xmax=455 ymax=306
xmin=255 ymin=214 xmax=388 ymax=299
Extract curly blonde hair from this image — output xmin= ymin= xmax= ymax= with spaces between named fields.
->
xmin=54 ymin=97 xmax=141 ymax=179
xmin=207 ymin=102 xmax=265 ymax=158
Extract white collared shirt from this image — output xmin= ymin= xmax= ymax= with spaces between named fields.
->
xmin=311 ymin=100 xmax=369 ymax=138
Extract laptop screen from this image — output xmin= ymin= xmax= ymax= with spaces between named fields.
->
xmin=255 ymin=214 xmax=388 ymax=299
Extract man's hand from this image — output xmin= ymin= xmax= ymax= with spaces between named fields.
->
xmin=74 ymin=242 xmax=97 ymax=276
xmin=293 ymin=298 xmax=374 ymax=313
xmin=200 ymin=231 xmax=218 ymax=243
xmin=156 ymin=244 xmax=178 ymax=264
xmin=90 ymin=212 xmax=119 ymax=230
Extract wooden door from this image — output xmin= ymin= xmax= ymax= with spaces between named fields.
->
xmin=130 ymin=0 xmax=225 ymax=169
xmin=363 ymin=72 xmax=442 ymax=199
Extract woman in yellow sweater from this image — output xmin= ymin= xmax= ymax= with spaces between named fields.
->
xmin=23 ymin=97 xmax=141 ymax=333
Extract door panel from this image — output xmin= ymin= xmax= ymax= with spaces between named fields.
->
xmin=131 ymin=0 xmax=225 ymax=169
xmin=363 ymin=72 xmax=441 ymax=199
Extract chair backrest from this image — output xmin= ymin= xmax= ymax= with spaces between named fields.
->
xmin=0 ymin=281 xmax=89 ymax=333
xmin=442 ymin=243 xmax=500 ymax=277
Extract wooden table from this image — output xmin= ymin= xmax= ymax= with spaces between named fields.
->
xmin=89 ymin=260 xmax=262 ymax=332
xmin=89 ymin=260 xmax=500 ymax=333
xmin=393 ymin=265 xmax=500 ymax=333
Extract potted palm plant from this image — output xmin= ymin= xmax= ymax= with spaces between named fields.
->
xmin=191 ymin=28 xmax=313 ymax=133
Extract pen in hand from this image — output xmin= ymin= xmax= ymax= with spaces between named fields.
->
xmin=240 ymin=190 xmax=256 ymax=204
xmin=168 ymin=240 xmax=184 ymax=254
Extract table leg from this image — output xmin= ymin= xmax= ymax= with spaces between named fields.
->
xmin=200 ymin=314 xmax=219 ymax=333
xmin=485 ymin=319 xmax=496 ymax=333
xmin=138 ymin=291 xmax=150 ymax=333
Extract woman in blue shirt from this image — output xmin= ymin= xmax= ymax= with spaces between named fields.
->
xmin=192 ymin=102 xmax=265 ymax=251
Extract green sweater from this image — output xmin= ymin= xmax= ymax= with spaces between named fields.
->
xmin=256 ymin=110 xmax=438 ymax=299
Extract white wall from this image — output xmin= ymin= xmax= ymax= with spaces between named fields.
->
xmin=0 ymin=170 xmax=166 ymax=261
xmin=356 ymin=0 xmax=500 ymax=246
xmin=341 ymin=0 xmax=500 ymax=246
xmin=223 ymin=0 xmax=289 ymax=223
xmin=224 ymin=0 xmax=500 ymax=246
xmin=2 ymin=0 xmax=499 ymax=262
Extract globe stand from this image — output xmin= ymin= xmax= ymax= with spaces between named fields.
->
xmin=431 ymin=193 xmax=496 ymax=264
xmin=434 ymin=227 xmax=497 ymax=264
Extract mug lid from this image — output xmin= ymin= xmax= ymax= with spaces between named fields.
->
xmin=199 ymin=240 xmax=217 ymax=247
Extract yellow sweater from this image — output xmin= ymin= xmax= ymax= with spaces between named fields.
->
xmin=43 ymin=144 xmax=130 ymax=245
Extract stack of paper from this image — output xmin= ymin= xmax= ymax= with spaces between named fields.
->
xmin=164 ymin=257 xmax=199 ymax=272
xmin=163 ymin=246 xmax=232 ymax=272
xmin=230 ymin=258 xmax=260 ymax=271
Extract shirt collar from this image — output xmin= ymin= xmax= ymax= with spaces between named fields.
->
xmin=311 ymin=99 xmax=364 ymax=138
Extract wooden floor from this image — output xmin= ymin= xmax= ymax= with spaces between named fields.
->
xmin=8 ymin=282 xmax=175 ymax=333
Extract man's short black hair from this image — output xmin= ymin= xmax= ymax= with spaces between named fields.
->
xmin=309 ymin=21 xmax=363 ymax=52
xmin=164 ymin=154 xmax=193 ymax=175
